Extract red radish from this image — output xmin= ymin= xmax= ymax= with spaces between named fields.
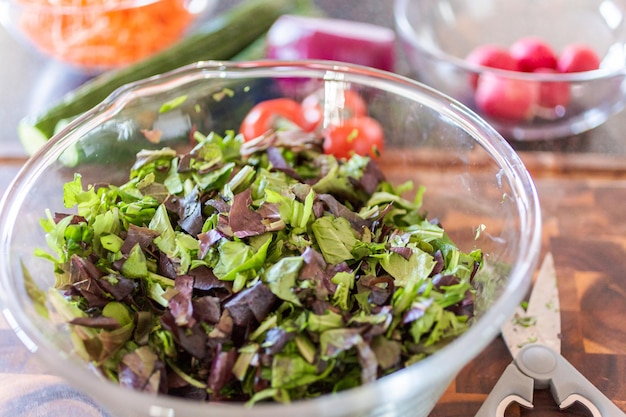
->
xmin=266 ymin=15 xmax=395 ymax=71
xmin=465 ymin=45 xmax=518 ymax=88
xmin=534 ymin=68 xmax=571 ymax=108
xmin=557 ymin=44 xmax=601 ymax=73
xmin=474 ymin=74 xmax=538 ymax=121
xmin=510 ymin=37 xmax=558 ymax=72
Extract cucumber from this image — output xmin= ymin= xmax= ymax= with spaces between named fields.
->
xmin=19 ymin=0 xmax=314 ymax=151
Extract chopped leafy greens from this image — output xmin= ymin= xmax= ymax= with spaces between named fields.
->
xmin=38 ymin=129 xmax=482 ymax=405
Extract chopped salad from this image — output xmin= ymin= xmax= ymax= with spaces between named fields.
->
xmin=37 ymin=100 xmax=482 ymax=404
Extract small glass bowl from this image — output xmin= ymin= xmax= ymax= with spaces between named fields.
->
xmin=0 ymin=0 xmax=217 ymax=71
xmin=0 ymin=60 xmax=541 ymax=417
xmin=395 ymin=0 xmax=626 ymax=141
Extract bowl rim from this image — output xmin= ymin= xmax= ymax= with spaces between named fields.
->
xmin=0 ymin=59 xmax=543 ymax=416
xmin=394 ymin=0 xmax=626 ymax=82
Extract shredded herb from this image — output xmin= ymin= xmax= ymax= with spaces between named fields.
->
xmin=512 ymin=313 xmax=538 ymax=328
xmin=38 ymin=129 xmax=483 ymax=404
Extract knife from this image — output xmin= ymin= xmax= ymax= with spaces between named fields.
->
xmin=475 ymin=253 xmax=626 ymax=417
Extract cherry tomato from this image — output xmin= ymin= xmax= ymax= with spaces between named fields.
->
xmin=323 ymin=116 xmax=384 ymax=159
xmin=240 ymin=98 xmax=317 ymax=140
xmin=301 ymin=89 xmax=368 ymax=129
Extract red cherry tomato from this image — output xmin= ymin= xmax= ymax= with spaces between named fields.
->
xmin=323 ymin=116 xmax=384 ymax=159
xmin=301 ymin=89 xmax=368 ymax=129
xmin=240 ymin=98 xmax=317 ymax=141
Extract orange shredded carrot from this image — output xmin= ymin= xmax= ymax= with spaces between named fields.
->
xmin=17 ymin=0 xmax=196 ymax=70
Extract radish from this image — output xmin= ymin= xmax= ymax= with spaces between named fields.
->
xmin=534 ymin=68 xmax=571 ymax=108
xmin=265 ymin=15 xmax=395 ymax=71
xmin=466 ymin=37 xmax=602 ymax=121
xmin=510 ymin=37 xmax=558 ymax=72
xmin=474 ymin=74 xmax=538 ymax=121
xmin=465 ymin=45 xmax=518 ymax=88
xmin=557 ymin=44 xmax=601 ymax=73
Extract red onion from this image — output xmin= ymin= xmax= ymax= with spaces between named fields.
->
xmin=266 ymin=15 xmax=396 ymax=71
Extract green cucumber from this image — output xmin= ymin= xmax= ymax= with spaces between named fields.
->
xmin=19 ymin=0 xmax=314 ymax=152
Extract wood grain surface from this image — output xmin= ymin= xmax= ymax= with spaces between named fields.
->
xmin=1 ymin=152 xmax=626 ymax=416
xmin=432 ymin=152 xmax=626 ymax=417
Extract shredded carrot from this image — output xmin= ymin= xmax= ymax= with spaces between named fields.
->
xmin=17 ymin=0 xmax=196 ymax=70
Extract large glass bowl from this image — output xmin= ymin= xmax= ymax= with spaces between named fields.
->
xmin=0 ymin=60 xmax=542 ymax=417
xmin=395 ymin=0 xmax=626 ymax=141
xmin=0 ymin=0 xmax=217 ymax=71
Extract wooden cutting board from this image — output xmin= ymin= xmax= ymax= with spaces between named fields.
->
xmin=432 ymin=151 xmax=626 ymax=417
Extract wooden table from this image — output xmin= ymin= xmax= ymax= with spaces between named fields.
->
xmin=1 ymin=151 xmax=625 ymax=416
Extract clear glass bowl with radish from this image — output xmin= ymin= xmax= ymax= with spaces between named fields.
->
xmin=395 ymin=0 xmax=626 ymax=141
